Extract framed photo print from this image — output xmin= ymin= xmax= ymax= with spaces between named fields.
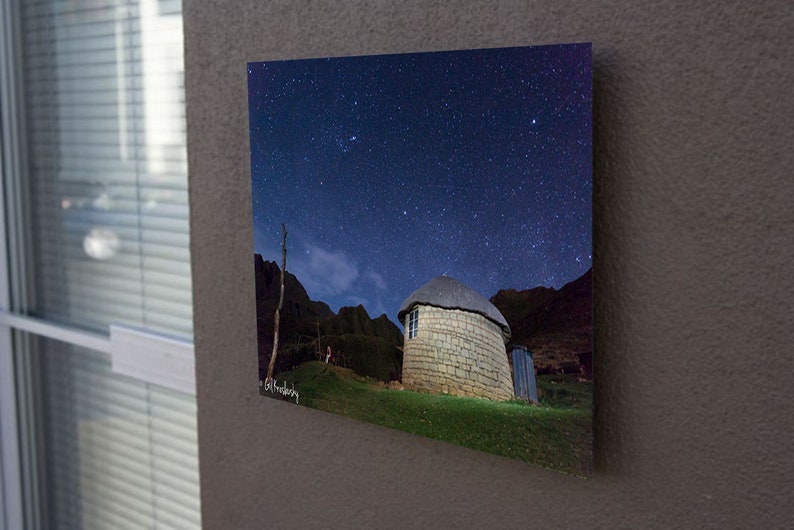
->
xmin=248 ymin=43 xmax=592 ymax=475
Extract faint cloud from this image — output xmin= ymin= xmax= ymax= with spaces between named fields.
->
xmin=294 ymin=245 xmax=359 ymax=296
xmin=364 ymin=270 xmax=387 ymax=291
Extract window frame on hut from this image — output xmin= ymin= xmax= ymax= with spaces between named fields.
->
xmin=407 ymin=307 xmax=419 ymax=339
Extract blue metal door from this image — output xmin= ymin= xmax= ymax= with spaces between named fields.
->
xmin=511 ymin=346 xmax=538 ymax=402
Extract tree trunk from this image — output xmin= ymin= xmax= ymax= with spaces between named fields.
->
xmin=266 ymin=224 xmax=287 ymax=381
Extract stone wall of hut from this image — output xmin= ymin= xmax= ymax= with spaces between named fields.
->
xmin=402 ymin=304 xmax=514 ymax=401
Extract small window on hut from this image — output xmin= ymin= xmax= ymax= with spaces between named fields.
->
xmin=408 ymin=308 xmax=419 ymax=339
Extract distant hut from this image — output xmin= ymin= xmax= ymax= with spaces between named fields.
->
xmin=397 ymin=276 xmax=514 ymax=401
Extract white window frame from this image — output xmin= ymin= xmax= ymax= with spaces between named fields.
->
xmin=0 ymin=0 xmax=26 ymax=525
xmin=408 ymin=307 xmax=419 ymax=339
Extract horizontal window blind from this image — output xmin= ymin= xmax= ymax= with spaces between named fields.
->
xmin=9 ymin=0 xmax=202 ymax=527
xmin=20 ymin=0 xmax=192 ymax=337
xmin=39 ymin=337 xmax=200 ymax=529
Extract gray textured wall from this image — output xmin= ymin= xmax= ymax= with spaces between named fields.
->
xmin=183 ymin=1 xmax=793 ymax=527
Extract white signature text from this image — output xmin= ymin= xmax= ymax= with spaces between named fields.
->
xmin=260 ymin=378 xmax=300 ymax=405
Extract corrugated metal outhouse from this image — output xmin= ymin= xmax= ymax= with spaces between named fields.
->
xmin=511 ymin=345 xmax=538 ymax=402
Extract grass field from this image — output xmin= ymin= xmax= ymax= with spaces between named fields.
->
xmin=270 ymin=361 xmax=592 ymax=476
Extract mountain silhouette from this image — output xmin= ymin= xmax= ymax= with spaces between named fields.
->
xmin=254 ymin=254 xmax=403 ymax=382
xmin=491 ymin=268 xmax=592 ymax=374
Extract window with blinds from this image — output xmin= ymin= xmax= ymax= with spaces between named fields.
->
xmin=21 ymin=0 xmax=192 ymax=337
xmin=39 ymin=337 xmax=201 ymax=529
xmin=7 ymin=0 xmax=201 ymax=527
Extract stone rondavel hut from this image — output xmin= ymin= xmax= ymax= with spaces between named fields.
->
xmin=397 ymin=276 xmax=514 ymax=401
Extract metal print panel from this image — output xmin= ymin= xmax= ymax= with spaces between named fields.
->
xmin=248 ymin=44 xmax=592 ymax=475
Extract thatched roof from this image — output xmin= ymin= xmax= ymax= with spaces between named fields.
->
xmin=398 ymin=276 xmax=511 ymax=342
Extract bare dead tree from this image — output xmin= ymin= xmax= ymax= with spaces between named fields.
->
xmin=266 ymin=224 xmax=287 ymax=381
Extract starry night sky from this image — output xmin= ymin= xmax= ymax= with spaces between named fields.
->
xmin=248 ymin=44 xmax=591 ymax=326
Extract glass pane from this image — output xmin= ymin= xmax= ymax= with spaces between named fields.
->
xmin=20 ymin=0 xmax=192 ymax=337
xmin=39 ymin=337 xmax=201 ymax=529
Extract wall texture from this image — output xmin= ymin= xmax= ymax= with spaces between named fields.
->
xmin=184 ymin=1 xmax=793 ymax=527
xmin=402 ymin=305 xmax=514 ymax=401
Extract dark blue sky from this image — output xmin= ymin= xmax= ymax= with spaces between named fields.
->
xmin=248 ymin=44 xmax=591 ymax=326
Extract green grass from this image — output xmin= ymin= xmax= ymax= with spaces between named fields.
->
xmin=536 ymin=373 xmax=593 ymax=409
xmin=272 ymin=361 xmax=592 ymax=476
